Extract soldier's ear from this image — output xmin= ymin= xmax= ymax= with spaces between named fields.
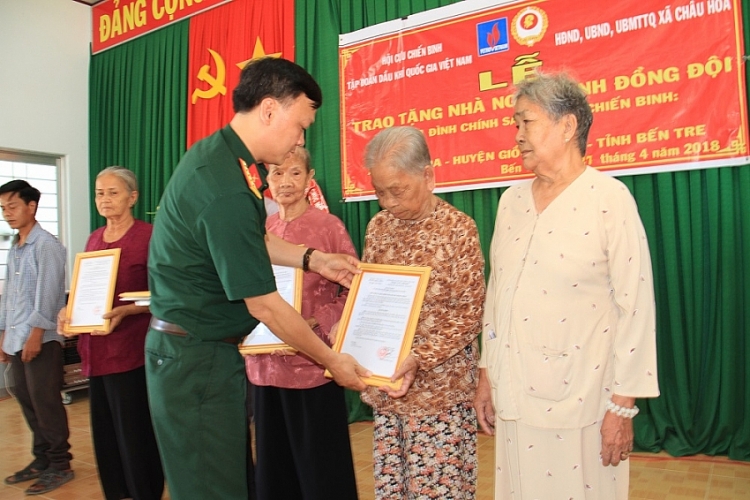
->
xmin=259 ymin=97 xmax=278 ymax=125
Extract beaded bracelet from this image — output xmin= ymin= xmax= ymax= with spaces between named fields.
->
xmin=605 ymin=399 xmax=640 ymax=419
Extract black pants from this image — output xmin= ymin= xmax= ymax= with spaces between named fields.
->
xmin=247 ymin=378 xmax=256 ymax=500
xmin=253 ymin=382 xmax=358 ymax=500
xmin=89 ymin=367 xmax=164 ymax=500
xmin=10 ymin=341 xmax=72 ymax=471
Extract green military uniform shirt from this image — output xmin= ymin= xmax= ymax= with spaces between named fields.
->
xmin=148 ymin=125 xmax=276 ymax=339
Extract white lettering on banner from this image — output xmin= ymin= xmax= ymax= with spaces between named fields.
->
xmin=554 ymin=29 xmax=581 ymax=45
xmin=338 ymin=0 xmax=749 ymax=200
xmin=584 ymin=23 xmax=611 ymax=40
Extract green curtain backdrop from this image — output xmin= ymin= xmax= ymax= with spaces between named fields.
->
xmin=89 ymin=22 xmax=188 ymax=228
xmin=87 ymin=0 xmax=749 ymax=460
xmin=296 ymin=0 xmax=750 ymax=460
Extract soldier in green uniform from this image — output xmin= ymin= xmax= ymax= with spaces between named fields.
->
xmin=146 ymin=57 xmax=368 ymax=500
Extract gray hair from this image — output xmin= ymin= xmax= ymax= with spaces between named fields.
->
xmin=363 ymin=126 xmax=431 ymax=175
xmin=96 ymin=166 xmax=138 ymax=193
xmin=289 ymin=146 xmax=312 ymax=172
xmin=514 ymin=72 xmax=593 ymax=155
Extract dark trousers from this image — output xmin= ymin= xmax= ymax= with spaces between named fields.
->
xmin=10 ymin=341 xmax=72 ymax=471
xmin=253 ymin=382 xmax=358 ymax=500
xmin=89 ymin=367 xmax=164 ymax=500
xmin=246 ymin=379 xmax=257 ymax=500
xmin=146 ymin=331 xmax=249 ymax=500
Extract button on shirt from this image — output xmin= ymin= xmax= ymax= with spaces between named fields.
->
xmin=0 ymin=223 xmax=66 ymax=354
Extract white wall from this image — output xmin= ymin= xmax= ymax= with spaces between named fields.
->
xmin=0 ymin=0 xmax=92 ymax=276
xmin=0 ymin=0 xmax=91 ymax=394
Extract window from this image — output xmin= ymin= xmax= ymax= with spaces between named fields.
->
xmin=0 ymin=150 xmax=62 ymax=294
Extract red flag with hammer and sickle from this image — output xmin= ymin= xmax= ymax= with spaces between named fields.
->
xmin=187 ymin=0 xmax=295 ymax=148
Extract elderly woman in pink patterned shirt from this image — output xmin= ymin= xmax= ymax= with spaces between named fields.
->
xmin=245 ymin=146 xmax=358 ymax=500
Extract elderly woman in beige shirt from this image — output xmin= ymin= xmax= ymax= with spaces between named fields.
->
xmin=475 ymin=73 xmax=660 ymax=500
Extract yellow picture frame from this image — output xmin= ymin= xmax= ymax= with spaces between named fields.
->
xmin=64 ymin=248 xmax=121 ymax=335
xmin=326 ymin=263 xmax=431 ymax=389
xmin=119 ymin=290 xmax=150 ymax=306
xmin=239 ymin=265 xmax=304 ymax=355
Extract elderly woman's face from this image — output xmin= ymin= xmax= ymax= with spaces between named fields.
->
xmin=95 ymin=174 xmax=136 ymax=220
xmin=370 ymin=163 xmax=435 ymax=221
xmin=513 ymin=96 xmax=569 ymax=173
xmin=267 ymin=155 xmax=312 ymax=208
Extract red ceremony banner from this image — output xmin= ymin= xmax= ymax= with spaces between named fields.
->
xmin=186 ymin=0 xmax=295 ymax=147
xmin=92 ymin=0 xmax=233 ymax=54
xmin=339 ymin=0 xmax=749 ymax=200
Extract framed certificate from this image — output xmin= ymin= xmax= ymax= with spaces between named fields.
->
xmin=119 ymin=291 xmax=151 ymax=307
xmin=326 ymin=263 xmax=431 ymax=389
xmin=239 ymin=265 xmax=303 ymax=354
xmin=64 ymin=249 xmax=121 ymax=335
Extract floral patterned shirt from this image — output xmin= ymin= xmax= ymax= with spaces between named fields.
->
xmin=361 ymin=199 xmax=485 ymax=416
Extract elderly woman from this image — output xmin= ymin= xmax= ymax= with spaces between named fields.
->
xmin=245 ymin=147 xmax=359 ymax=500
xmin=474 ymin=73 xmax=660 ymax=499
xmin=360 ymin=126 xmax=485 ymax=499
xmin=59 ymin=166 xmax=163 ymax=500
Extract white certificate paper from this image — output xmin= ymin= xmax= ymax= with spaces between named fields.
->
xmin=241 ymin=265 xmax=301 ymax=353
xmin=70 ymin=254 xmax=116 ymax=326
xmin=65 ymin=249 xmax=121 ymax=334
xmin=340 ymin=272 xmax=420 ymax=376
xmin=328 ymin=263 xmax=431 ymax=389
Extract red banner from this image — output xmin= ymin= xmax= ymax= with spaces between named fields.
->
xmin=92 ymin=0 xmax=233 ymax=54
xmin=186 ymin=0 xmax=295 ymax=147
xmin=339 ymin=0 xmax=749 ymax=200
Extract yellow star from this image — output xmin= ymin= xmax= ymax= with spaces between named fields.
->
xmin=236 ymin=36 xmax=283 ymax=69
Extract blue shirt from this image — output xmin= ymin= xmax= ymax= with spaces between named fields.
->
xmin=0 ymin=222 xmax=66 ymax=354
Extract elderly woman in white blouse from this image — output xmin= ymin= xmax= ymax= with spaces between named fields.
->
xmin=474 ymin=73 xmax=660 ymax=500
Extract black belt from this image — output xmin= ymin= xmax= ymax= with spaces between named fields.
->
xmin=150 ymin=318 xmax=241 ymax=345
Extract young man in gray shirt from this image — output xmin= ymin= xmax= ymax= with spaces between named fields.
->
xmin=0 ymin=180 xmax=72 ymax=495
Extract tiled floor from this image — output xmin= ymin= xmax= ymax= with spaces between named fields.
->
xmin=0 ymin=392 xmax=748 ymax=499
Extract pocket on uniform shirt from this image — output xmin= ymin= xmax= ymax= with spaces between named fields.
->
xmin=484 ymin=335 xmax=502 ymax=388
xmin=519 ymin=343 xmax=574 ymax=402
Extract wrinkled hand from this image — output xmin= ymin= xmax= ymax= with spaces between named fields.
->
xmin=600 ymin=407 xmax=634 ymax=466
xmin=311 ymin=252 xmax=360 ymax=288
xmin=475 ymin=368 xmax=496 ymax=435
xmin=327 ymin=352 xmax=370 ymax=391
xmin=327 ymin=321 xmax=340 ymax=346
xmin=91 ymin=306 xmax=129 ymax=336
xmin=378 ymin=354 xmax=418 ymax=398
xmin=21 ymin=334 xmax=43 ymax=363
xmin=57 ymin=307 xmax=74 ymax=337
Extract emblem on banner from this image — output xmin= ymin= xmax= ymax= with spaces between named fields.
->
xmin=511 ymin=7 xmax=548 ymax=47
xmin=239 ymin=158 xmax=263 ymax=199
xmin=476 ymin=18 xmax=510 ymax=56
xmin=192 ymin=48 xmax=227 ymax=104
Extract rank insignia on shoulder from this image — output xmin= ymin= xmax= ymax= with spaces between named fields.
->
xmin=239 ymin=158 xmax=263 ymax=199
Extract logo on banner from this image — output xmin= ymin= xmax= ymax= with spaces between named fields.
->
xmin=511 ymin=7 xmax=548 ymax=46
xmin=477 ymin=18 xmax=510 ymax=56
xmin=192 ymin=49 xmax=227 ymax=104
xmin=191 ymin=38 xmax=283 ymax=105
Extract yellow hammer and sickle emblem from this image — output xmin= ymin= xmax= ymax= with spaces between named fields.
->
xmin=191 ymin=48 xmax=227 ymax=104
